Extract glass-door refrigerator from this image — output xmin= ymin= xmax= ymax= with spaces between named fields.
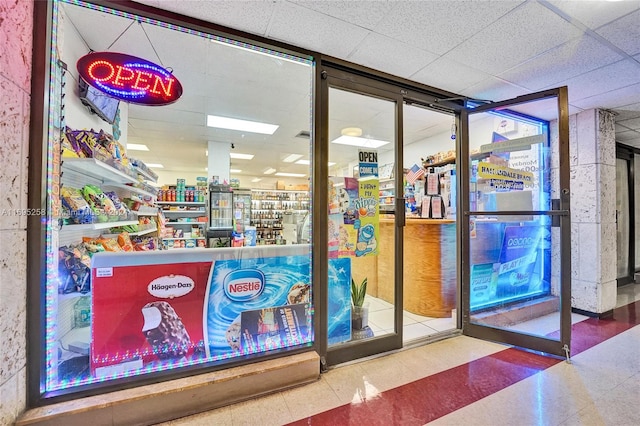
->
xmin=208 ymin=184 xmax=233 ymax=247
xmin=233 ymin=188 xmax=252 ymax=233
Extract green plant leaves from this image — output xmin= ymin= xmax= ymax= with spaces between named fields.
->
xmin=351 ymin=277 xmax=367 ymax=307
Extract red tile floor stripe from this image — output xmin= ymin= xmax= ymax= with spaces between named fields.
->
xmin=288 ymin=300 xmax=640 ymax=426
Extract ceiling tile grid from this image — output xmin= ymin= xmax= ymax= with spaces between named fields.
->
xmin=443 ymin=2 xmax=585 ymax=75
xmin=594 ymin=9 xmax=640 ymax=56
xmin=497 ymin=33 xmax=625 ymax=91
xmin=290 ymin=0 xmax=394 ymax=31
xmin=547 ymin=0 xmax=640 ymax=30
xmin=409 ymin=56 xmax=494 ymax=94
xmin=265 ymin=1 xmax=370 ymax=58
xmin=346 ymin=32 xmax=440 ymax=79
xmin=371 ymin=0 xmax=525 ymax=56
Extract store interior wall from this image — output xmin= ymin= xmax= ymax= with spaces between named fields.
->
xmin=0 ymin=1 xmax=32 ymax=424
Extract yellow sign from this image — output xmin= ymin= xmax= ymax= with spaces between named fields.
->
xmin=477 ymin=162 xmax=534 ymax=183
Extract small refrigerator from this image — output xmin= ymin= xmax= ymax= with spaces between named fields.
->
xmin=208 ymin=184 xmax=233 ymax=247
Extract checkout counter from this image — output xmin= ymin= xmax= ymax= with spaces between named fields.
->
xmin=352 ymin=216 xmax=457 ymax=318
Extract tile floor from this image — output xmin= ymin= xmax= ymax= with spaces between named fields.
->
xmin=365 ymin=295 xmax=457 ymax=343
xmin=158 ymin=283 xmax=640 ymax=426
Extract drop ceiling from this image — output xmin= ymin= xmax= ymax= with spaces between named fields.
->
xmin=63 ymin=1 xmax=640 ymax=184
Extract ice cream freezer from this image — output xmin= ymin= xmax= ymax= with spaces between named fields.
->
xmin=89 ymin=245 xmax=351 ymax=379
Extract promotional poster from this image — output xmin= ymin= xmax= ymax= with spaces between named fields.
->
xmin=91 ymin=248 xmax=351 ymax=378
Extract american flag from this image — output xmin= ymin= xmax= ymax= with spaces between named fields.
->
xmin=405 ymin=164 xmax=425 ymax=185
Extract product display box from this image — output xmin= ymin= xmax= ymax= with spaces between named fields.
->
xmin=90 ymin=246 xmax=348 ymax=378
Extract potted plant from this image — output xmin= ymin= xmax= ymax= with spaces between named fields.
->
xmin=351 ymin=277 xmax=368 ymax=330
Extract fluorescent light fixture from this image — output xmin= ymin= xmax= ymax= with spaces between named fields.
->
xmin=230 ymin=152 xmax=254 ymax=160
xmin=146 ymin=163 xmax=164 ymax=168
xmin=282 ymin=154 xmax=303 ymax=163
xmin=127 ymin=143 xmax=149 ymax=151
xmin=207 ymin=115 xmax=279 ymax=135
xmin=209 ymin=38 xmax=311 ymax=67
xmin=331 ymin=135 xmax=389 ymax=148
xmin=230 ymin=169 xmax=242 ymax=173
xmin=295 ymin=159 xmax=335 ymax=166
xmin=275 ymin=172 xmax=306 ymax=177
xmin=264 ymin=167 xmax=277 ymax=175
xmin=251 ymin=178 xmax=262 ymax=182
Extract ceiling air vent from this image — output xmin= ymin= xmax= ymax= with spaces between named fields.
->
xmin=295 ymin=130 xmax=311 ymax=139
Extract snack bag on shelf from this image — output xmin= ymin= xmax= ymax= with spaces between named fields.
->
xmin=82 ymin=238 xmax=106 ymax=256
xmin=117 ymin=232 xmax=134 ymax=252
xmin=82 ymin=184 xmax=118 ymax=221
xmin=61 ymin=187 xmax=94 ymax=224
xmin=97 ymin=236 xmax=123 ymax=252
xmin=58 ymin=246 xmax=91 ymax=294
xmin=104 ymin=191 xmax=130 ymax=219
xmin=132 ymin=236 xmax=157 ymax=251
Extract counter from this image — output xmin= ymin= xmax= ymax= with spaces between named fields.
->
xmin=352 ymin=217 xmax=457 ymax=318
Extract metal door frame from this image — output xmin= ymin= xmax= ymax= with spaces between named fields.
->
xmin=459 ymin=87 xmax=572 ymax=358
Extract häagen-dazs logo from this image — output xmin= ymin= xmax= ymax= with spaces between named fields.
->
xmin=223 ymin=269 xmax=265 ymax=302
xmin=148 ymin=274 xmax=194 ymax=298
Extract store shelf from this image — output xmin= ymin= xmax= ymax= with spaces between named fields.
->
xmin=162 ymin=237 xmax=206 ymax=241
xmin=158 ymin=201 xmax=206 ymax=206
xmin=102 ymin=227 xmax=157 ymax=238
xmin=103 ymin=183 xmax=156 ymax=199
xmin=162 ymin=209 xmax=206 ymax=214
xmin=133 ymin=165 xmax=158 ymax=183
xmin=61 ymin=220 xmax=138 ymax=231
xmin=134 ymin=206 xmax=159 ymax=216
xmin=166 ymin=221 xmax=206 ymax=224
xmin=62 ymin=158 xmax=137 ymax=184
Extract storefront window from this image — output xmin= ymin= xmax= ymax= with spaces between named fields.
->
xmin=42 ymin=0 xmax=314 ymax=397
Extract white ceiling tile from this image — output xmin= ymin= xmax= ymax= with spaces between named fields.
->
xmin=617 ymin=116 xmax=640 ymax=130
xmin=462 ymin=77 xmax=529 ymax=103
xmin=291 ymin=1 xmax=394 ymax=30
xmin=409 ymin=57 xmax=493 ymax=94
xmin=138 ymin=0 xmax=276 ymax=36
xmin=374 ymin=1 xmax=524 ymax=55
xmin=444 ymin=2 xmax=584 ymax=75
xmin=614 ymin=103 xmax=640 ymax=121
xmin=572 ymin=82 xmax=640 ymax=111
xmin=498 ymin=34 xmax=624 ymax=91
xmin=347 ymin=33 xmax=439 ymax=79
xmin=550 ymin=59 xmax=640 ymax=102
xmin=266 ymin=1 xmax=370 ymax=58
xmin=616 ymin=130 xmax=640 ymax=141
xmin=546 ymin=0 xmax=640 ymax=29
xmin=595 ymin=10 xmax=640 ymax=56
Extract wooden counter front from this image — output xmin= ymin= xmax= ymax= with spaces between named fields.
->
xmin=352 ymin=217 xmax=457 ymax=318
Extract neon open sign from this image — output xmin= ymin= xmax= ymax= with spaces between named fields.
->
xmin=77 ymin=52 xmax=183 ymax=105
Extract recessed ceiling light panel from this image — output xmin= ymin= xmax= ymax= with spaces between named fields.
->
xmin=331 ymin=135 xmax=389 ymax=148
xmin=207 ymin=115 xmax=279 ymax=135
xmin=230 ymin=153 xmax=255 ymax=160
xmin=127 ymin=143 xmax=149 ymax=151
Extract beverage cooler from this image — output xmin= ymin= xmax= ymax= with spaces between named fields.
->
xmin=208 ymin=184 xmax=233 ymax=247
xmin=233 ymin=189 xmax=252 ymax=233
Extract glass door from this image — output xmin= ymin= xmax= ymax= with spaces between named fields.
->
xmin=321 ymin=69 xmax=404 ymax=366
xmin=461 ymin=88 xmax=571 ymax=358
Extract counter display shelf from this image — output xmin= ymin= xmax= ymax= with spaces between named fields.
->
xmin=351 ymin=217 xmax=456 ymax=318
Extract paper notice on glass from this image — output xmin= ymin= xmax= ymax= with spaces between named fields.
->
xmin=431 ymin=196 xmax=442 ymax=219
xmin=421 ymin=197 xmax=431 ymax=218
xmin=426 ymin=173 xmax=439 ymax=195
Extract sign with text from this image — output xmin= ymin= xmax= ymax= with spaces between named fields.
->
xmin=77 ymin=52 xmax=183 ymax=105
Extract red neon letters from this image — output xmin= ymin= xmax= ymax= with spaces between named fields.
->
xmin=77 ymin=52 xmax=183 ymax=106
